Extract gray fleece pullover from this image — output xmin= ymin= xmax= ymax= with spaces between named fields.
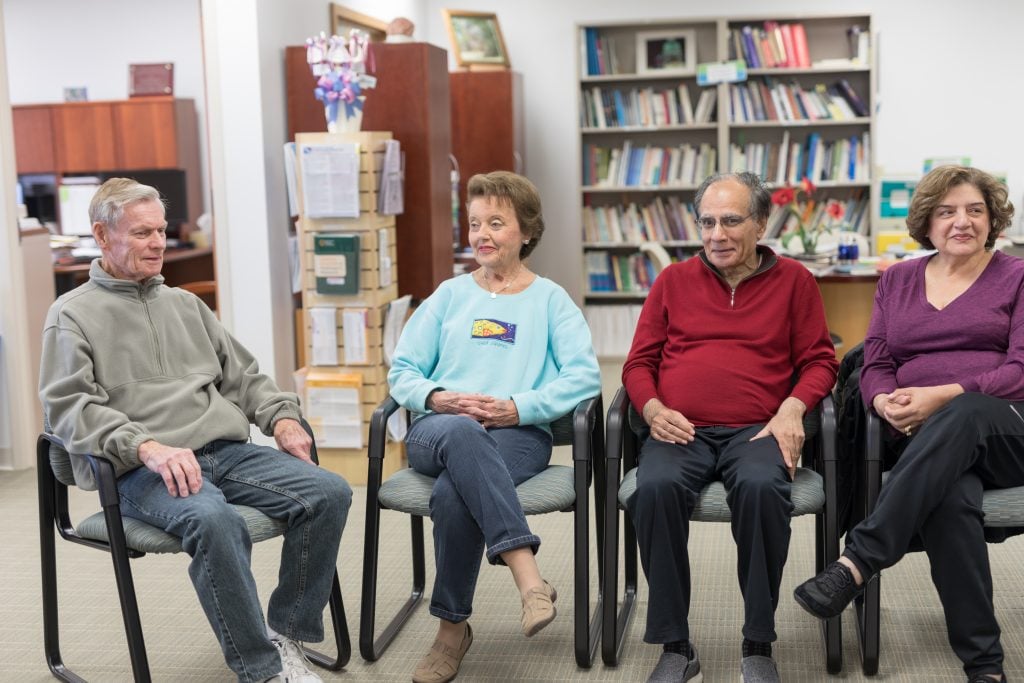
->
xmin=39 ymin=260 xmax=301 ymax=489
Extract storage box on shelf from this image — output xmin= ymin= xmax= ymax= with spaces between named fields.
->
xmin=293 ymin=130 xmax=404 ymax=483
xmin=577 ymin=14 xmax=875 ymax=358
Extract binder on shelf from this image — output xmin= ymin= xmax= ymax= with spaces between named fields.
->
xmin=313 ymin=233 xmax=360 ymax=295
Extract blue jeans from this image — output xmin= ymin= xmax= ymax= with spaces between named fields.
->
xmin=406 ymin=414 xmax=552 ymax=622
xmin=117 ymin=440 xmax=352 ymax=683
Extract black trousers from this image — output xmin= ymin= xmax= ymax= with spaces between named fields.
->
xmin=845 ymin=392 xmax=1024 ymax=677
xmin=626 ymin=425 xmax=793 ymax=644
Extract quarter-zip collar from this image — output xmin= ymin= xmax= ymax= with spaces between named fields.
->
xmin=698 ymin=245 xmax=778 ymax=307
xmin=88 ymin=259 xmax=165 ymax=301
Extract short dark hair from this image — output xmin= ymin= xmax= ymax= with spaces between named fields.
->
xmin=906 ymin=165 xmax=1015 ymax=250
xmin=466 ymin=171 xmax=545 ymax=259
xmin=694 ymin=172 xmax=771 ymax=225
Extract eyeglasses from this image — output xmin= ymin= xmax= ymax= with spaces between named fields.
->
xmin=698 ymin=213 xmax=754 ymax=231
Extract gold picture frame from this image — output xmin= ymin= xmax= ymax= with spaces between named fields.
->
xmin=330 ymin=3 xmax=387 ymax=42
xmin=441 ymin=9 xmax=510 ymax=68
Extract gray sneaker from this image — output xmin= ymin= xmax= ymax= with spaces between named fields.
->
xmin=648 ymin=647 xmax=702 ymax=683
xmin=741 ymin=654 xmax=780 ymax=682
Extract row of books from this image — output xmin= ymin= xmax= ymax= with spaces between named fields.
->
xmin=583 ymin=142 xmax=718 ymax=188
xmin=582 ymin=196 xmax=701 ymax=243
xmin=727 ymin=131 xmax=871 ymax=184
xmin=729 ymin=78 xmax=869 ymax=123
xmin=581 ymin=85 xmax=717 ymax=129
xmin=584 ymin=304 xmax=643 ymax=357
xmin=766 ymin=195 xmax=871 ymax=238
xmin=728 ymin=21 xmax=811 ymax=69
xmin=583 ymin=28 xmax=621 ymax=76
xmin=585 ymin=251 xmax=659 ymax=293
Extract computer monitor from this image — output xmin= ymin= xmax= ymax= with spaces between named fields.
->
xmin=99 ymin=169 xmax=189 ymax=237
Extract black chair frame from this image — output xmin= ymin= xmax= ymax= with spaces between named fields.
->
xmin=601 ymin=388 xmax=842 ymax=673
xmin=38 ymin=425 xmax=351 ymax=683
xmin=360 ymin=396 xmax=605 ymax=667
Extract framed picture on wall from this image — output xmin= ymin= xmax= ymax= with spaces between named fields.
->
xmin=636 ymin=29 xmax=696 ymax=75
xmin=330 ymin=3 xmax=387 ymax=42
xmin=441 ymin=9 xmax=510 ymax=68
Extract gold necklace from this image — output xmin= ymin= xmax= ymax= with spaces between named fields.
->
xmin=483 ymin=265 xmax=522 ymax=299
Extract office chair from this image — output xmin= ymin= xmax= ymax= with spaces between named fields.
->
xmin=854 ymin=409 xmax=1024 ymax=675
xmin=37 ymin=420 xmax=350 ymax=683
xmin=601 ymin=386 xmax=842 ymax=673
xmin=360 ymin=395 xmax=604 ymax=667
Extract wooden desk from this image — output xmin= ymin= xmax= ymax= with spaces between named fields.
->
xmin=816 ymin=273 xmax=879 ymax=359
xmin=53 ymin=246 xmax=214 ymax=296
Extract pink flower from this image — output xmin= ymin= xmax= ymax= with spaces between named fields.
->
xmin=771 ymin=187 xmax=795 ymax=206
xmin=826 ymin=201 xmax=845 ymax=220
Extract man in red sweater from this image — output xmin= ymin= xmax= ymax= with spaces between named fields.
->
xmin=623 ymin=172 xmax=837 ymax=683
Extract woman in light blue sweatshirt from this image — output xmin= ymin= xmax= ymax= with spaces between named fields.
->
xmin=389 ymin=172 xmax=600 ymax=683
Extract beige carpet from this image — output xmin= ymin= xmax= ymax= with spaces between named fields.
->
xmin=5 ymin=446 xmax=1024 ymax=682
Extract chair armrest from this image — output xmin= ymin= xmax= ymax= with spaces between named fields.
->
xmin=864 ymin=406 xmax=884 ymax=463
xmin=606 ymin=387 xmax=630 ymax=466
xmin=298 ymin=417 xmax=321 ymax=465
xmin=86 ymin=454 xmax=122 ymax=508
xmin=39 ymin=432 xmax=67 ymax=451
xmin=572 ymin=395 xmax=602 ymax=463
xmin=368 ymin=397 xmax=401 ymax=461
xmin=819 ymin=394 xmax=837 ymax=463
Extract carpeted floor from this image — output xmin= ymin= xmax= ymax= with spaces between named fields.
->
xmin=5 ymin=446 xmax=1024 ymax=682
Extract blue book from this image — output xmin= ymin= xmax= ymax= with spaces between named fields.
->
xmin=741 ymin=26 xmax=761 ymax=68
xmin=804 ymin=133 xmax=819 ymax=180
xmin=613 ymin=90 xmax=626 ymax=127
xmin=848 ymin=135 xmax=858 ymax=181
xmin=586 ymin=28 xmax=600 ymax=75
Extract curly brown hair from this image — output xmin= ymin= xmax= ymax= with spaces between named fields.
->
xmin=906 ymin=165 xmax=1015 ymax=250
xmin=466 ymin=171 xmax=545 ymax=259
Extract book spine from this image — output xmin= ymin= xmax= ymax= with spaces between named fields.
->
xmin=791 ymin=23 xmax=811 ymax=67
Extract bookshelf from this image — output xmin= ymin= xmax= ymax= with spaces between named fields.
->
xmin=577 ymin=14 xmax=874 ymax=356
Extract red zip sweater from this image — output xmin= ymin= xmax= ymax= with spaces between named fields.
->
xmin=623 ymin=246 xmax=838 ymax=426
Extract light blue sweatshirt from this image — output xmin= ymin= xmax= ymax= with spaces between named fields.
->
xmin=388 ymin=274 xmax=601 ymax=427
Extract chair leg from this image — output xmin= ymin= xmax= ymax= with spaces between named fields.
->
xmin=102 ymin=505 xmax=152 ymax=683
xmin=574 ymin=462 xmax=602 ymax=668
xmin=38 ymin=455 xmax=86 ymax=682
xmin=855 ymin=576 xmax=881 ymax=675
xmin=359 ymin=510 xmax=426 ymax=661
xmin=303 ymin=570 xmax=351 ymax=670
xmin=601 ymin=503 xmax=638 ymax=666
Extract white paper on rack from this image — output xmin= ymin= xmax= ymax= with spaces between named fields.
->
xmin=377 ymin=227 xmax=393 ymax=286
xmin=283 ymin=142 xmax=299 ymax=216
xmin=309 ymin=307 xmax=338 ymax=366
xmin=288 ymin=233 xmax=301 ymax=294
xmin=306 ymin=387 xmax=363 ymax=448
xmin=378 ymin=139 xmax=404 ymax=215
xmin=382 ymin=295 xmax=412 ymax=366
xmin=299 ymin=143 xmax=361 ymax=218
xmin=341 ymin=308 xmax=369 ymax=364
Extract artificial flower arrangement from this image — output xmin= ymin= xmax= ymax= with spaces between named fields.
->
xmin=772 ymin=177 xmax=847 ymax=256
xmin=306 ymin=30 xmax=377 ymax=132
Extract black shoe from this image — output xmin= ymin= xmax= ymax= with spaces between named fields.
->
xmin=793 ymin=560 xmax=864 ymax=619
xmin=967 ymin=673 xmax=1006 ymax=683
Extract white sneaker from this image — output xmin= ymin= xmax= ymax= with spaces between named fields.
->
xmin=265 ymin=637 xmax=322 ymax=683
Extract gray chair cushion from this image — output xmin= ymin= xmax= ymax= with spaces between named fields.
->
xmin=618 ymin=466 xmax=825 ymax=522
xmin=76 ymin=505 xmax=288 ymax=554
xmin=880 ymin=472 xmax=1024 ymax=528
xmin=379 ymin=465 xmax=577 ymax=518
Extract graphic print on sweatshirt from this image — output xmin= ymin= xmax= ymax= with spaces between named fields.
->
xmin=470 ymin=318 xmax=517 ymax=345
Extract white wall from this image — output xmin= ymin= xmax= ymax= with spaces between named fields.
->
xmin=420 ymin=0 xmax=1024 ymax=302
xmin=3 ymin=0 xmax=209 ymax=220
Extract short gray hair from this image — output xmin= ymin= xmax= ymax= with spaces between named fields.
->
xmin=89 ymin=177 xmax=164 ymax=228
xmin=694 ymin=172 xmax=771 ymax=224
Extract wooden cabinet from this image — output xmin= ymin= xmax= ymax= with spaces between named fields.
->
xmin=12 ymin=106 xmax=56 ymax=173
xmin=12 ymin=97 xmax=203 ymax=228
xmin=52 ymin=102 xmax=118 ymax=172
xmin=449 ymin=70 xmax=524 ymax=252
xmin=361 ymin=43 xmax=453 ymax=302
xmin=112 ymin=99 xmax=180 ymax=169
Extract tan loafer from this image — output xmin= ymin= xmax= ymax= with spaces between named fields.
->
xmin=521 ymin=579 xmax=557 ymax=637
xmin=412 ymin=623 xmax=473 ymax=683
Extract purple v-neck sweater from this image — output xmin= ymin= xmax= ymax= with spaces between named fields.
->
xmin=861 ymin=250 xmax=1024 ymax=406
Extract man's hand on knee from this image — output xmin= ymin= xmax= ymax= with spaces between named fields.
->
xmin=751 ymin=396 xmax=806 ymax=480
xmin=138 ymin=440 xmax=203 ymax=497
xmin=274 ymin=418 xmax=314 ymax=464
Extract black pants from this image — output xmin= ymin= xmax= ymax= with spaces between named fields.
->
xmin=626 ymin=425 xmax=793 ymax=644
xmin=845 ymin=392 xmax=1024 ymax=677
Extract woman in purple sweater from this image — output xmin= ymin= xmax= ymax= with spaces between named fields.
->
xmin=794 ymin=166 xmax=1022 ymax=683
